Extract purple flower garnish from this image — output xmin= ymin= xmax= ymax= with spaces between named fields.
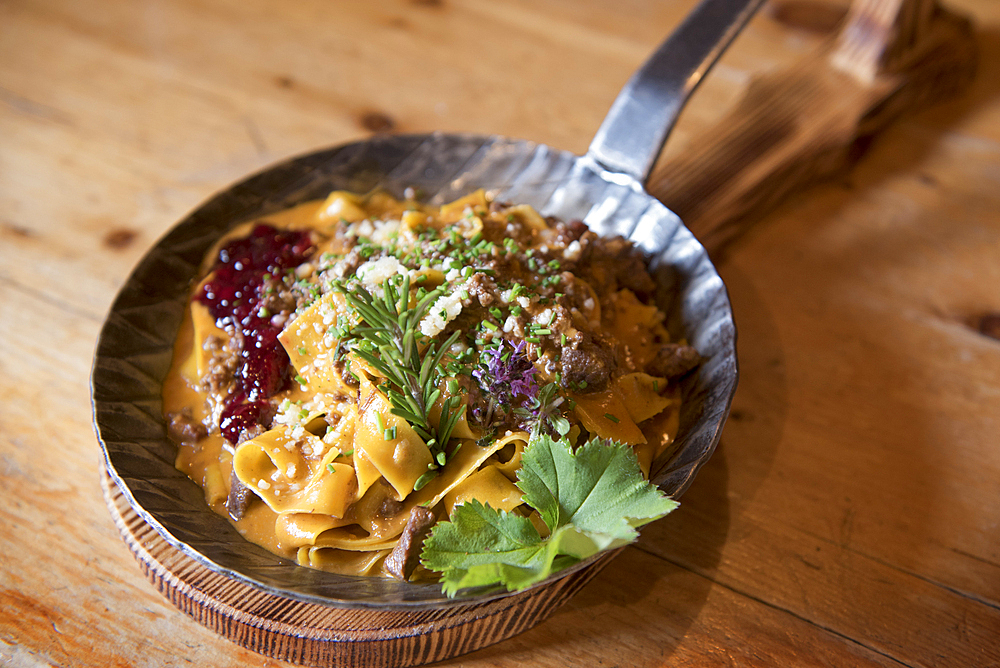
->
xmin=471 ymin=339 xmax=569 ymax=436
xmin=473 ymin=340 xmax=538 ymax=406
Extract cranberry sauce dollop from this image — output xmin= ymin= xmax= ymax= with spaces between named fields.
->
xmin=196 ymin=223 xmax=312 ymax=443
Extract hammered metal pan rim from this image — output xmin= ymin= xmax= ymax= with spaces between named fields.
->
xmin=92 ymin=132 xmax=738 ymax=610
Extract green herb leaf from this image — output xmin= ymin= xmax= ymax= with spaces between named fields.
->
xmin=518 ymin=434 xmax=678 ymax=541
xmin=421 ymin=434 xmax=678 ymax=596
xmin=419 ymin=500 xmax=578 ymax=596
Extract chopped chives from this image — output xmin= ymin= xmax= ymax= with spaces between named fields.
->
xmin=413 ymin=470 xmax=437 ymax=491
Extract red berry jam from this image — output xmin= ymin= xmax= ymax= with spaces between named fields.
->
xmin=196 ymin=223 xmax=312 ymax=443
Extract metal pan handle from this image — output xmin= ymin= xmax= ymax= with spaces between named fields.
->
xmin=586 ymin=0 xmax=765 ymax=183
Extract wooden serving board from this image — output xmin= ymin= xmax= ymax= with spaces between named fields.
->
xmin=101 ymin=465 xmax=619 ymax=667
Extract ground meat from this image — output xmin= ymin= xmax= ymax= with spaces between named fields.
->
xmin=646 ymin=343 xmax=701 ymax=379
xmin=201 ymin=334 xmax=240 ymax=397
xmin=555 ymin=274 xmax=596 ymax=323
xmin=384 ymin=506 xmax=437 ymax=581
xmin=559 ymin=331 xmax=617 ymax=392
xmin=444 ymin=304 xmax=498 ymax=342
xmin=529 ymin=300 xmax=571 ymax=335
xmin=486 ymin=216 xmax=534 ymax=249
xmin=328 ymin=247 xmax=366 ymax=280
xmin=552 ymin=218 xmax=589 ymax=246
xmin=226 ymin=468 xmax=254 ymax=521
xmin=615 ymin=254 xmax=657 ymax=298
xmin=466 ymin=272 xmax=501 ymax=308
xmin=166 ymin=408 xmax=207 ymax=444
xmin=333 ymin=358 xmax=360 ymax=390
xmin=579 ymin=235 xmax=657 ymax=300
xmin=258 ymin=274 xmax=297 ymax=319
xmin=480 ymin=253 xmax=529 ymax=287
xmin=235 ymin=422 xmax=267 ymax=447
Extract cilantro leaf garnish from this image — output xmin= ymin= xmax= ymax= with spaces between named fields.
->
xmin=418 ymin=500 xmax=579 ymax=596
xmin=518 ymin=433 xmax=677 ymax=542
xmin=420 ymin=434 xmax=678 ymax=596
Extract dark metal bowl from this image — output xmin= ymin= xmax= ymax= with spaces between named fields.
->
xmin=91 ymin=133 xmax=738 ymax=609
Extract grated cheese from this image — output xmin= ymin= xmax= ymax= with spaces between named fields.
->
xmin=420 ymin=287 xmax=465 ymax=337
xmin=357 ymin=256 xmax=406 ymax=288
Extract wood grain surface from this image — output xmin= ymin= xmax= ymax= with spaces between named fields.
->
xmin=2 ymin=0 xmax=1000 ymax=666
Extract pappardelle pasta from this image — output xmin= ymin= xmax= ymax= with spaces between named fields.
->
xmin=163 ymin=189 xmax=699 ymax=589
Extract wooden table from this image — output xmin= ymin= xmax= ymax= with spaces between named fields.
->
xmin=2 ymin=0 xmax=998 ymax=665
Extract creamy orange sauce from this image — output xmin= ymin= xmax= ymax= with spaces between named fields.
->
xmin=163 ymin=190 xmax=685 ymax=579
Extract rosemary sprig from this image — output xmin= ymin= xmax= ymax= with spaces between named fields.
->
xmin=337 ymin=275 xmax=466 ymax=487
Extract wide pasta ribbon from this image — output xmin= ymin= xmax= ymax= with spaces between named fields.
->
xmin=232 ymin=427 xmax=357 ymax=517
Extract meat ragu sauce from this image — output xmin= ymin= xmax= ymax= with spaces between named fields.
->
xmin=163 ymin=189 xmax=699 ymax=579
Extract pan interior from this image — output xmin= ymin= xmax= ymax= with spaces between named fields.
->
xmin=92 ymin=133 xmax=737 ymax=608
